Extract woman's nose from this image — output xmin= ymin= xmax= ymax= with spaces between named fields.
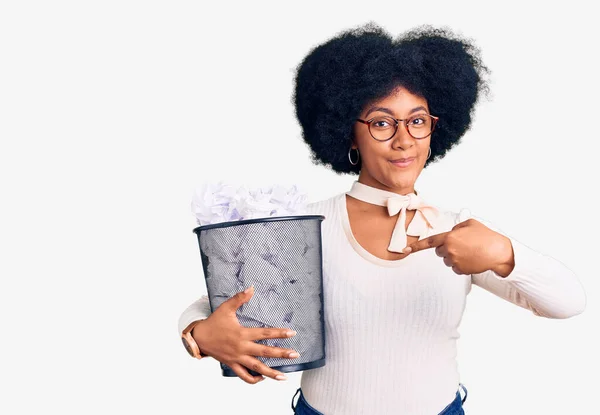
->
xmin=390 ymin=123 xmax=415 ymax=149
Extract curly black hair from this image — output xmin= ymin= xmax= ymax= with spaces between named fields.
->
xmin=292 ymin=22 xmax=492 ymax=175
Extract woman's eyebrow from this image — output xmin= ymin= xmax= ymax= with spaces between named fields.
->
xmin=365 ymin=105 xmax=428 ymax=117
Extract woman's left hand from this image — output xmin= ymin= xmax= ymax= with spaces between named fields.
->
xmin=403 ymin=219 xmax=515 ymax=276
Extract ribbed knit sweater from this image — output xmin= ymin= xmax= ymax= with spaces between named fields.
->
xmin=178 ymin=192 xmax=586 ymax=414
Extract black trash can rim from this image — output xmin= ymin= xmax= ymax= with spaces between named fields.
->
xmin=192 ymin=214 xmax=325 ymax=233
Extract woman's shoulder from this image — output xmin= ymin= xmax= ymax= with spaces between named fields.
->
xmin=305 ymin=192 xmax=344 ymax=215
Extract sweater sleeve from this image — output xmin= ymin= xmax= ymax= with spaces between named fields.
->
xmin=177 ymin=295 xmax=212 ymax=336
xmin=455 ymin=208 xmax=587 ymax=319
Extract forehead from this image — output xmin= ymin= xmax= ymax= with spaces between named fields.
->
xmin=367 ymin=86 xmax=429 ymax=113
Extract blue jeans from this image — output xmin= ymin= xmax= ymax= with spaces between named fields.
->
xmin=291 ymin=383 xmax=468 ymax=414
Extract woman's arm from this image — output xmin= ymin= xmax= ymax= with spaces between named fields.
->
xmin=456 ymin=208 xmax=587 ymax=319
xmin=178 ymin=295 xmax=211 ymax=335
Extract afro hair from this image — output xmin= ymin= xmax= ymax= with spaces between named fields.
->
xmin=292 ymin=22 xmax=492 ymax=175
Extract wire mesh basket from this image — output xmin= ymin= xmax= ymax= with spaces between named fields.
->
xmin=193 ymin=215 xmax=326 ymax=377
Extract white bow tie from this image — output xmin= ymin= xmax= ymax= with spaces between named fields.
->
xmin=346 ymin=181 xmax=441 ymax=252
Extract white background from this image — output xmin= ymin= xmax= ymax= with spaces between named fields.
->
xmin=1 ymin=1 xmax=598 ymax=414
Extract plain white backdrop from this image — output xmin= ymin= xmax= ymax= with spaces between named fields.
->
xmin=1 ymin=1 xmax=598 ymax=414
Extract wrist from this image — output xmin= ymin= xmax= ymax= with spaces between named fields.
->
xmin=182 ymin=320 xmax=207 ymax=359
xmin=190 ymin=320 xmax=208 ymax=358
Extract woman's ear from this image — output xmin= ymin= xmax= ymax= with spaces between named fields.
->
xmin=349 ymin=134 xmax=358 ymax=150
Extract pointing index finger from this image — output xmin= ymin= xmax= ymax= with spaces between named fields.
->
xmin=404 ymin=231 xmax=449 ymax=254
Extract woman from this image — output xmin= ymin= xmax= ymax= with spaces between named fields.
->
xmin=178 ymin=23 xmax=586 ymax=414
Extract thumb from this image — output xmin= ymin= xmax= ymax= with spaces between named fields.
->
xmin=226 ymin=285 xmax=254 ymax=312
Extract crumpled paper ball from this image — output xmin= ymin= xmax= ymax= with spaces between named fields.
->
xmin=191 ymin=181 xmax=309 ymax=226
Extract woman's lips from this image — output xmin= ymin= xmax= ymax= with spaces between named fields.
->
xmin=390 ymin=157 xmax=415 ymax=168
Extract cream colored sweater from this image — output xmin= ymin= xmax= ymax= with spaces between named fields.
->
xmin=178 ymin=192 xmax=586 ymax=414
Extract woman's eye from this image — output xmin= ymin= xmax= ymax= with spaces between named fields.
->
xmin=373 ymin=119 xmax=392 ymax=128
xmin=410 ymin=117 xmax=424 ymax=125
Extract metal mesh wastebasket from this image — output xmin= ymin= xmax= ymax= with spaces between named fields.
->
xmin=192 ymin=215 xmax=326 ymax=377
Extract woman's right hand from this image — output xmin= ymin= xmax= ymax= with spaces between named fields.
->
xmin=191 ymin=285 xmax=300 ymax=384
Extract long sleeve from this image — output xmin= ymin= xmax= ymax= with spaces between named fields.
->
xmin=177 ymin=295 xmax=212 ymax=335
xmin=456 ymin=208 xmax=587 ymax=319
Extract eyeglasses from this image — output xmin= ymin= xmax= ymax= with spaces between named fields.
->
xmin=356 ymin=113 xmax=439 ymax=141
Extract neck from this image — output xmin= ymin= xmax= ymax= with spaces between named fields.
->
xmin=357 ymin=174 xmax=417 ymax=196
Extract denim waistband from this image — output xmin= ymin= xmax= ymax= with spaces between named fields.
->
xmin=291 ymin=383 xmax=467 ymax=414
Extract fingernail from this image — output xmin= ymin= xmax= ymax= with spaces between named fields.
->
xmin=403 ymin=247 xmax=412 ymax=253
xmin=286 ymin=330 xmax=297 ymax=337
xmin=275 ymin=374 xmax=287 ymax=381
xmin=288 ymin=352 xmax=300 ymax=358
xmin=244 ymin=285 xmax=254 ymax=294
